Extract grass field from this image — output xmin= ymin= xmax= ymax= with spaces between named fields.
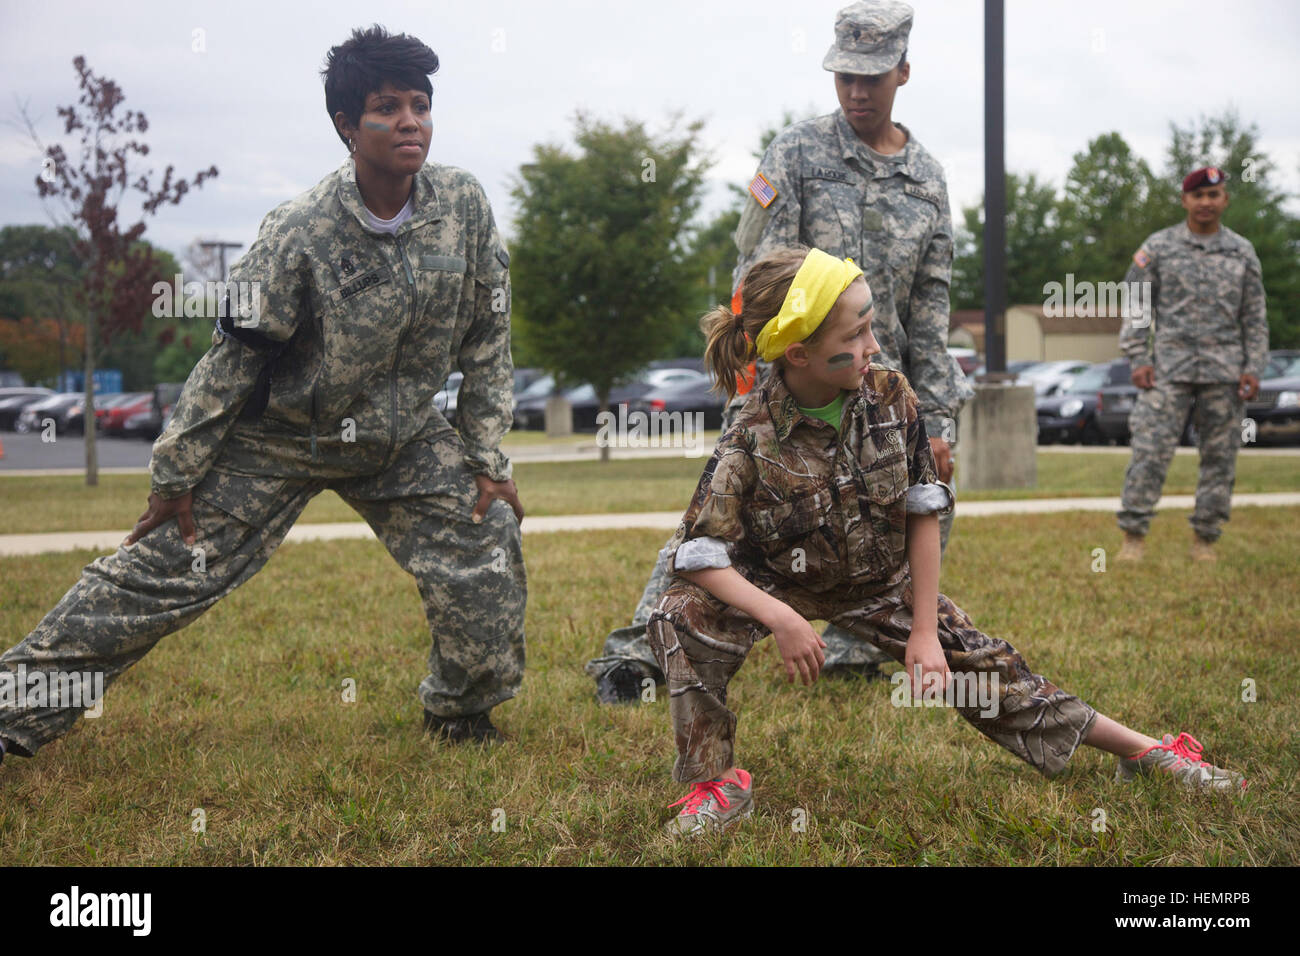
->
xmin=2 ymin=450 xmax=1298 ymax=534
xmin=1 ymin=505 xmax=1296 ymax=865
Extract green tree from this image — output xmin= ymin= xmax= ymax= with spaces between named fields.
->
xmin=1058 ymin=132 xmax=1167 ymax=285
xmin=951 ymin=172 xmax=1071 ymax=310
xmin=670 ymin=111 xmax=818 ymax=358
xmin=0 ymin=224 xmax=85 ymax=386
xmin=672 ymin=205 xmax=739 ymax=358
xmin=510 ymin=114 xmax=710 ymax=457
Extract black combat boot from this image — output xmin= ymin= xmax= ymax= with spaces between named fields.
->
xmin=423 ymin=710 xmax=504 ymax=744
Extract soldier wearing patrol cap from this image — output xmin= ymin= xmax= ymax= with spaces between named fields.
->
xmin=585 ymin=0 xmax=972 ymax=700
xmin=1116 ymin=166 xmax=1269 ymax=562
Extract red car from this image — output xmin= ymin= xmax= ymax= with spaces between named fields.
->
xmin=102 ymin=393 xmax=153 ymax=435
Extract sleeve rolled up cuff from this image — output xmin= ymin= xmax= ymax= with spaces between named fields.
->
xmin=673 ymin=536 xmax=732 ymax=572
xmin=905 ymin=481 xmax=955 ymax=516
xmin=463 ymin=445 xmax=513 ymax=482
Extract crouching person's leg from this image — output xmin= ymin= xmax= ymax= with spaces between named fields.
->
xmin=338 ymin=437 xmax=526 ymax=732
xmin=831 ymin=582 xmax=1097 ymax=779
xmin=646 ymin=582 xmax=762 ymax=784
xmin=0 ymin=472 xmax=319 ymax=759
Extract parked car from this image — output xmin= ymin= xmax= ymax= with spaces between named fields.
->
xmin=627 ymin=377 xmax=728 ymax=430
xmin=513 ymin=367 xmax=545 ymax=395
xmin=512 ymin=374 xmax=660 ymax=431
xmin=1036 ymin=360 xmax=1132 ymax=444
xmin=15 ymin=393 xmax=84 ymax=434
xmin=1096 ymin=363 xmax=1202 ymax=447
xmin=1018 ymin=359 xmax=1093 ymax=397
xmin=102 ymin=393 xmax=154 ymax=436
xmin=947 ymin=347 xmax=978 ymax=376
xmin=1257 ymin=350 xmax=1299 ymax=383
xmin=646 ymin=357 xmax=707 ymax=375
xmin=970 ymin=359 xmax=1041 ymax=380
xmin=1246 ymin=354 xmax=1300 ymax=445
xmin=122 ymin=408 xmax=159 ymax=440
xmin=64 ymin=393 xmax=128 ymax=435
xmin=0 ymin=388 xmax=54 ymax=429
xmin=120 ymin=382 xmax=186 ymax=440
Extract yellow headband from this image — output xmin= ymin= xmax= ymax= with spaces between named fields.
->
xmin=754 ymin=249 xmax=863 ymax=362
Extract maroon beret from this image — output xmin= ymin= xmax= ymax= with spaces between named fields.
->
xmin=1182 ymin=166 xmax=1228 ymax=192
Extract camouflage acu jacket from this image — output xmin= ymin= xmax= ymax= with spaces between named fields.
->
xmin=664 ymin=365 xmax=948 ymax=594
xmin=733 ymin=111 xmax=972 ymax=441
xmin=1119 ymin=222 xmax=1268 ymax=383
xmin=150 ymin=158 xmax=514 ymax=498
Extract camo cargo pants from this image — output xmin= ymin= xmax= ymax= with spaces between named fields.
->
xmin=0 ymin=429 xmax=526 ymax=756
xmin=646 ymin=573 xmax=1097 ymax=784
xmin=1117 ymin=381 xmax=1244 ymax=541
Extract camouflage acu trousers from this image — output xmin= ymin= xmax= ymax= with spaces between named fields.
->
xmin=1117 ymin=381 xmax=1244 ymax=541
xmin=584 ymin=461 xmax=956 ymax=683
xmin=0 ymin=429 xmax=526 ymax=757
xmin=646 ymin=575 xmax=1097 ymax=784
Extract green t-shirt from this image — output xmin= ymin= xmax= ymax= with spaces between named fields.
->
xmin=796 ymin=392 xmax=846 ymax=432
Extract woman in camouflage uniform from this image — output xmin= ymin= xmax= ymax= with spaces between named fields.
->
xmin=0 ymin=26 xmax=525 ymax=766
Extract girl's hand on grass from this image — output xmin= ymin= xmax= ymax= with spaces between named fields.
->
xmin=903 ymin=629 xmax=950 ymax=699
xmin=769 ymin=609 xmax=827 ymax=685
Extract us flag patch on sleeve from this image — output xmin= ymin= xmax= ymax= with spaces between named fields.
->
xmin=748 ymin=172 xmax=777 ymax=208
xmin=1133 ymin=249 xmax=1151 ymax=268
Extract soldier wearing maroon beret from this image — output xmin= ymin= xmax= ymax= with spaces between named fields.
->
xmin=1115 ymin=166 xmax=1269 ymax=562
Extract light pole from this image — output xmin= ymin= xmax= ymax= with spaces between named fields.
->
xmin=199 ymin=240 xmax=243 ymax=280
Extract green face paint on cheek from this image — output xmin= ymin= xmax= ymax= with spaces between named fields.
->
xmin=419 ymin=118 xmax=432 ymax=129
xmin=826 ymin=352 xmax=855 ymax=369
xmin=363 ymin=121 xmax=391 ymax=132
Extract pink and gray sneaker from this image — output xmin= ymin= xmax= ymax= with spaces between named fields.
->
xmin=664 ymin=770 xmax=754 ymax=836
xmin=1116 ymin=733 xmax=1246 ymax=793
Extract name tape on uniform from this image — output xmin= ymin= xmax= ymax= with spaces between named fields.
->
xmin=903 ymin=183 xmax=943 ymax=208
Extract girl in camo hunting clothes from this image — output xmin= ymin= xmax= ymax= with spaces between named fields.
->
xmin=644 ymin=247 xmax=1247 ymax=837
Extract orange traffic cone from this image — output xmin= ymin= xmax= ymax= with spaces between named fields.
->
xmin=0 ymin=433 xmax=5 ymax=459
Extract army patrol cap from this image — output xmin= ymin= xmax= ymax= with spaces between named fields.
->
xmin=823 ymin=0 xmax=913 ymax=76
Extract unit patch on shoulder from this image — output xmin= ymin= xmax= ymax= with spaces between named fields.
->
xmin=1133 ymin=249 xmax=1151 ymax=269
xmin=748 ymin=172 xmax=777 ymax=209
xmin=903 ymin=183 xmax=943 ymax=208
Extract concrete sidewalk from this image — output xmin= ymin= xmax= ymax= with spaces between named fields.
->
xmin=2 ymin=492 xmax=1297 ymax=557
xmin=3 ymin=441 xmax=1297 ymax=476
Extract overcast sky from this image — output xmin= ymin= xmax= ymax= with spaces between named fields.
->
xmin=2 ymin=0 xmax=1297 ymax=268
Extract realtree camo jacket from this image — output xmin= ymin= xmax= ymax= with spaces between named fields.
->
xmin=664 ymin=365 xmax=951 ymax=594
xmin=733 ymin=111 xmax=973 ymax=442
xmin=150 ymin=158 xmax=514 ymax=498
xmin=1119 ymin=221 xmax=1268 ymax=383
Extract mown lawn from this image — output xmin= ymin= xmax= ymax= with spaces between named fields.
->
xmin=1 ymin=450 xmax=1298 ymax=534
xmin=1 ymin=507 xmax=1295 ymax=865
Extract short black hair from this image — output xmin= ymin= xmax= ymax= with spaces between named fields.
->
xmin=322 ymin=25 xmax=439 ymax=147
